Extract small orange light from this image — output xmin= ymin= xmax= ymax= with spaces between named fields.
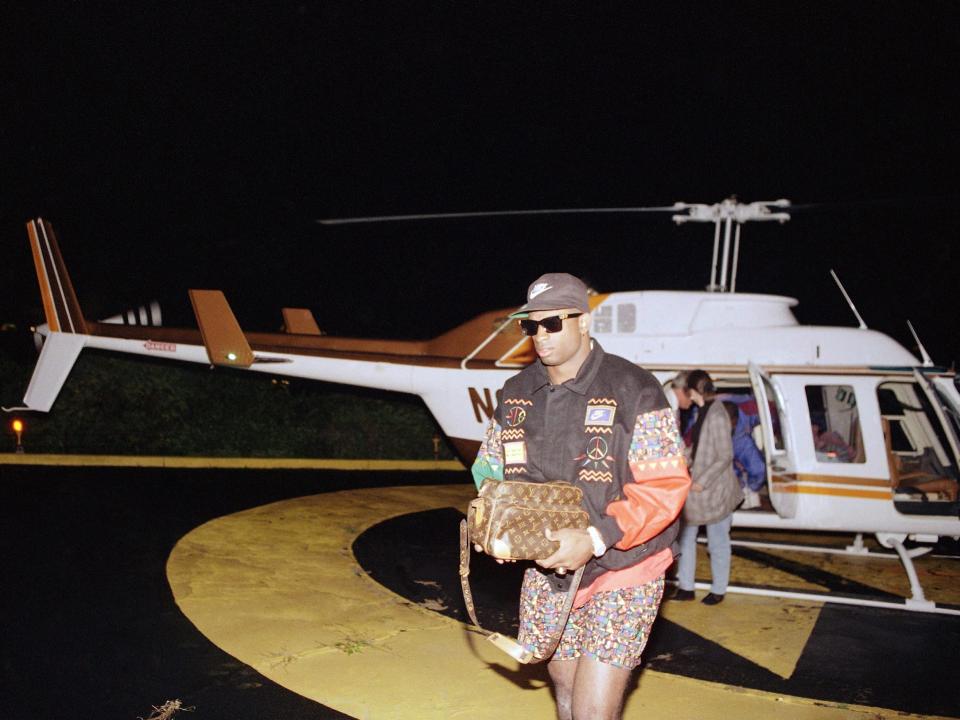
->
xmin=12 ymin=419 xmax=23 ymax=433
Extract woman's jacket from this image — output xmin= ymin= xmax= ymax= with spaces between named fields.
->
xmin=683 ymin=400 xmax=744 ymax=524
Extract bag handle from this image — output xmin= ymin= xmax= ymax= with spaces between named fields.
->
xmin=459 ymin=519 xmax=583 ymax=664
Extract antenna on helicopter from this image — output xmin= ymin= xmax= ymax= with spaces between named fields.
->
xmin=829 ymin=269 xmax=868 ymax=330
xmin=906 ymin=320 xmax=935 ymax=367
xmin=671 ymin=197 xmax=791 ymax=292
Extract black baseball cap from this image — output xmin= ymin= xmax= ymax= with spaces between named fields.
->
xmin=509 ymin=273 xmax=591 ymax=318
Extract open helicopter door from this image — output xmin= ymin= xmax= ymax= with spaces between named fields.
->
xmin=913 ymin=369 xmax=960 ymax=472
xmin=748 ymin=361 xmax=797 ymax=518
xmin=930 ymin=376 xmax=960 ymax=448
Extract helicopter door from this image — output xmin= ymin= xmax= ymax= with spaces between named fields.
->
xmin=748 ymin=362 xmax=797 ymax=518
xmin=931 ymin=376 xmax=960 ymax=447
xmin=913 ymin=369 xmax=960 ymax=469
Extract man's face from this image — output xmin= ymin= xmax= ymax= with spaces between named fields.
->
xmin=528 ymin=308 xmax=588 ymax=368
xmin=675 ymin=387 xmax=692 ymax=410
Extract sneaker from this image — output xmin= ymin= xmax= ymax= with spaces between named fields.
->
xmin=741 ymin=490 xmax=761 ymax=509
xmin=671 ymin=589 xmax=695 ymax=601
xmin=701 ymin=592 xmax=725 ymax=605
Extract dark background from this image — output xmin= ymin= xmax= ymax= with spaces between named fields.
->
xmin=3 ymin=3 xmax=959 ymax=365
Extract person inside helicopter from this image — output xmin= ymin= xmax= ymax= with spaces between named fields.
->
xmin=810 ymin=415 xmax=857 ymax=463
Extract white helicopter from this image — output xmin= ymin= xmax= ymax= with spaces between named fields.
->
xmin=8 ymin=199 xmax=960 ymax=614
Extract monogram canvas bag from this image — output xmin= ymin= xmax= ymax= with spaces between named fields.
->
xmin=459 ymin=479 xmax=589 ymax=663
xmin=467 ymin=479 xmax=590 ymax=559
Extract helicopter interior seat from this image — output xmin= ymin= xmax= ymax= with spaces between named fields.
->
xmin=881 ymin=418 xmax=959 ymax=504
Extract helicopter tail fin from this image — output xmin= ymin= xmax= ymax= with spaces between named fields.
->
xmin=26 ymin=218 xmax=88 ymax=335
xmin=6 ymin=219 xmax=90 ymax=413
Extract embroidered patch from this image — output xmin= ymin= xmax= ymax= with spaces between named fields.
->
xmin=578 ymin=469 xmax=614 ymax=483
xmin=503 ymin=441 xmax=528 ymax=465
xmin=501 ymin=428 xmax=525 ymax=441
xmin=585 ymin=436 xmax=609 ymax=461
xmin=504 ymin=398 xmax=533 ymax=406
xmin=529 ymin=282 xmax=552 ymax=299
xmin=505 ymin=406 xmax=527 ymax=427
xmin=584 ymin=404 xmax=616 ymax=426
xmin=575 ymin=434 xmax=613 ymax=475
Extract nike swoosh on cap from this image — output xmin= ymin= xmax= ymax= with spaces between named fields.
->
xmin=528 ymin=283 xmax=553 ymax=299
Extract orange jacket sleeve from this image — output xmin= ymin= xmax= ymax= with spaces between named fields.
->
xmin=605 ymin=407 xmax=691 ymax=550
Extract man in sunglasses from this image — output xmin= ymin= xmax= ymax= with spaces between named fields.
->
xmin=472 ymin=272 xmax=691 ymax=720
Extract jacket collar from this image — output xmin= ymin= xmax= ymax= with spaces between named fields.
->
xmin=531 ymin=339 xmax=605 ymax=396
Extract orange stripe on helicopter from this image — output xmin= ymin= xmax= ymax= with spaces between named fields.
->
xmin=640 ymin=363 xmax=951 ymax=378
xmin=772 ymin=485 xmax=892 ymax=500
xmin=588 ymin=293 xmax=609 ymax=311
xmin=771 ymin=473 xmax=893 ymax=499
xmin=771 ymin=473 xmax=891 ymax=488
xmin=27 ymin=220 xmax=60 ymax=332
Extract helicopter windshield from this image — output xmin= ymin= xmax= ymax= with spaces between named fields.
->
xmin=880 ymin=382 xmax=958 ymax=475
xmin=879 ymin=380 xmax=960 ymax=510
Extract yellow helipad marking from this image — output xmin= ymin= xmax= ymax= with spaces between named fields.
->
xmin=660 ymin=595 xmax=821 ymax=679
xmin=657 ymin=543 xmax=826 ymax=679
xmin=728 ymin=547 xmax=831 ymax=594
xmin=167 ymin=484 xmax=952 ymax=720
xmin=0 ymin=452 xmax=464 ymax=469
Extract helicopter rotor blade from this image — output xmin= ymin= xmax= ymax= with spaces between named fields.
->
xmin=317 ymin=205 xmax=683 ymax=225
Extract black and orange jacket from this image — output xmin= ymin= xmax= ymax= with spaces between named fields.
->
xmin=472 ymin=341 xmax=692 ymax=590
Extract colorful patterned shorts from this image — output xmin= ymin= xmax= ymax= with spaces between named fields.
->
xmin=517 ymin=569 xmax=664 ymax=669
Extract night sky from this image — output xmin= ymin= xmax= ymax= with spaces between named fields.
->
xmin=3 ymin=3 xmax=960 ymax=365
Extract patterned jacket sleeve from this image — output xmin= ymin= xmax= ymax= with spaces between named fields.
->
xmin=599 ymin=399 xmax=692 ymax=550
xmin=471 ymin=417 xmax=505 ymax=490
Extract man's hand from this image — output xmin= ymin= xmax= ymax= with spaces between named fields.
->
xmin=536 ymin=527 xmax=594 ymax=575
xmin=475 ymin=543 xmax=516 ymax=564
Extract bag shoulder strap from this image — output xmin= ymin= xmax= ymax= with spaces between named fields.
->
xmin=459 ymin=518 xmax=583 ymax=664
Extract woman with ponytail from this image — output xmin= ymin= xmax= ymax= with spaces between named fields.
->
xmin=672 ymin=370 xmax=743 ymax=605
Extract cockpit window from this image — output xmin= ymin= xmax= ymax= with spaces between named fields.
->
xmin=617 ymin=304 xmax=636 ymax=333
xmin=592 ymin=306 xmax=612 ymax=334
xmin=805 ymin=385 xmax=864 ymax=462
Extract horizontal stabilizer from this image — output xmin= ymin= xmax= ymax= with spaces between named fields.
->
xmin=281 ymin=308 xmax=322 ymax=335
xmin=188 ymin=290 xmax=254 ymax=368
xmin=22 ymin=332 xmax=86 ymax=412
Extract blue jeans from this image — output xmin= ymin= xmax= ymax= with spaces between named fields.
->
xmin=676 ymin=514 xmax=733 ymax=595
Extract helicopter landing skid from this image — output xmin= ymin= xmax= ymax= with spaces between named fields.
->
xmin=688 ymin=533 xmax=958 ymax=615
xmin=671 ymin=581 xmax=960 ymax=615
xmin=711 ymin=533 xmax=933 ymax=559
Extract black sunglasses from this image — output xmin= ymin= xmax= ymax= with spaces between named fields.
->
xmin=518 ymin=312 xmax=583 ymax=336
